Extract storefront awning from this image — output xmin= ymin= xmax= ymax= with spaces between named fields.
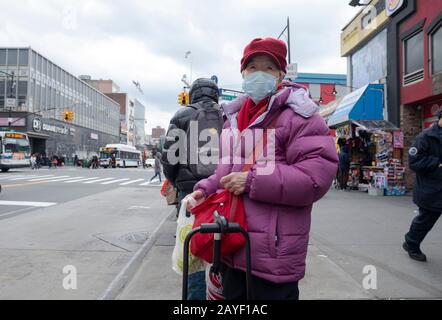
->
xmin=26 ymin=131 xmax=50 ymax=139
xmin=320 ymin=97 xmax=344 ymax=121
xmin=327 ymin=84 xmax=385 ymax=128
xmin=352 ymin=120 xmax=399 ymax=132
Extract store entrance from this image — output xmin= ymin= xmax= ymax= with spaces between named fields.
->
xmin=29 ymin=137 xmax=46 ymax=155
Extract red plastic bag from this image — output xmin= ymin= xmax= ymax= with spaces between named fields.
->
xmin=190 ymin=189 xmax=247 ymax=263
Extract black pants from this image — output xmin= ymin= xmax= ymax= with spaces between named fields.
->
xmin=405 ymin=207 xmax=441 ymax=250
xmin=338 ymin=169 xmax=349 ymax=190
xmin=221 ymin=265 xmax=299 ymax=300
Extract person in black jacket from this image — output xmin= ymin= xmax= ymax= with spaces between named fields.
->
xmin=161 ymin=78 xmax=220 ymax=300
xmin=403 ymin=108 xmax=442 ymax=262
xmin=162 ymin=78 xmax=220 ymax=194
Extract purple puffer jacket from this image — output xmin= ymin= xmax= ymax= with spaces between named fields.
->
xmin=194 ymin=82 xmax=338 ymax=283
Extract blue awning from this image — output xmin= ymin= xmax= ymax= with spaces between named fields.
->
xmin=327 ymin=84 xmax=385 ymax=128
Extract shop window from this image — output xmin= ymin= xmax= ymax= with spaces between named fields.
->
xmin=403 ymin=31 xmax=424 ymax=85
xmin=431 ymin=24 xmax=442 ymax=75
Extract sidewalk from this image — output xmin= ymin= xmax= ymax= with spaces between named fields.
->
xmin=118 ymin=189 xmax=442 ymax=300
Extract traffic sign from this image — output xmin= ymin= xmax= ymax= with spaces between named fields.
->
xmin=285 ymin=63 xmax=298 ymax=80
xmin=5 ymin=98 xmax=16 ymax=108
xmin=221 ymin=94 xmax=237 ymax=101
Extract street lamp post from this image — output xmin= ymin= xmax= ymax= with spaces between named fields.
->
xmin=185 ymin=51 xmax=192 ymax=84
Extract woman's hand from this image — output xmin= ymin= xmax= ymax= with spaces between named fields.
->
xmin=220 ymin=172 xmax=249 ymax=196
xmin=185 ymin=191 xmax=205 ymax=211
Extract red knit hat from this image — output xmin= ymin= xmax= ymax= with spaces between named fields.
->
xmin=240 ymin=38 xmax=288 ymax=73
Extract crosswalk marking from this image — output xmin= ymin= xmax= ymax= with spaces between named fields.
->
xmin=0 ymin=175 xmax=26 ymax=180
xmin=120 ymin=179 xmax=145 ymax=186
xmin=83 ymin=178 xmax=115 ymax=184
xmin=1 ymin=174 xmax=163 ymax=187
xmin=8 ymin=175 xmax=53 ymax=181
xmin=65 ymin=177 xmax=99 ymax=183
xmin=101 ymin=178 xmax=130 ymax=185
xmin=28 ymin=175 xmax=70 ymax=182
xmin=46 ymin=176 xmax=84 ymax=183
xmin=7 ymin=175 xmax=38 ymax=180
xmin=139 ymin=179 xmax=161 ymax=186
xmin=0 ymin=200 xmax=57 ymax=207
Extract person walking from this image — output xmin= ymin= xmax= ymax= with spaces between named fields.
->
xmin=30 ymin=154 xmax=37 ymax=170
xmin=162 ymin=78 xmax=223 ymax=300
xmin=403 ymin=108 xmax=442 ymax=262
xmin=338 ymin=139 xmax=351 ymax=190
xmin=186 ymin=38 xmax=338 ymax=300
xmin=149 ymin=152 xmax=163 ymax=183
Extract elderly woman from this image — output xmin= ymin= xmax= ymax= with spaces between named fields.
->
xmin=187 ymin=38 xmax=338 ymax=300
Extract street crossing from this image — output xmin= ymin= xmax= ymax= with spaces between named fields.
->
xmin=0 ymin=174 xmax=162 ymax=187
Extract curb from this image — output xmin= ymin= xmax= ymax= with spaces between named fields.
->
xmin=97 ymin=209 xmax=175 ymax=300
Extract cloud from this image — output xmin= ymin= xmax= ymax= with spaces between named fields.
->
xmin=0 ymin=0 xmax=360 ymax=132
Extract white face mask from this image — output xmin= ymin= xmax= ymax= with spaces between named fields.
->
xmin=242 ymin=71 xmax=278 ymax=104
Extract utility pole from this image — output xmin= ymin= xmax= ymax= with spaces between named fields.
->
xmin=287 ymin=17 xmax=291 ymax=64
xmin=277 ymin=17 xmax=292 ymax=64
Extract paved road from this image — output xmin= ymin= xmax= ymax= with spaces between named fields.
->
xmin=0 ymin=167 xmax=163 ymax=219
xmin=0 ymin=166 xmax=172 ymax=300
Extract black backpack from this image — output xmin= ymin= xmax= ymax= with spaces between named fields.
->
xmin=186 ymin=101 xmax=224 ymax=179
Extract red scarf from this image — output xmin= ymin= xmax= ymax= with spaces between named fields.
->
xmin=236 ymin=97 xmax=270 ymax=132
xmin=237 ymin=85 xmax=284 ymax=132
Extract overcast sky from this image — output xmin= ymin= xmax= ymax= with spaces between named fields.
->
xmin=0 ymin=0 xmax=360 ymax=133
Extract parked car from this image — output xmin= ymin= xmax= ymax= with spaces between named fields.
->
xmin=145 ymin=158 xmax=155 ymax=168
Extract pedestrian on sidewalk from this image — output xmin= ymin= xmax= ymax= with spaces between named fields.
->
xmin=404 ymin=108 xmax=442 ymax=262
xmin=162 ymin=78 xmax=223 ymax=300
xmin=338 ymin=139 xmax=350 ymax=191
xmin=149 ymin=152 xmax=163 ymax=183
xmin=187 ymin=37 xmax=338 ymax=300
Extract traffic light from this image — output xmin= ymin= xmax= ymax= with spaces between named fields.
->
xmin=178 ymin=92 xmax=190 ymax=106
xmin=63 ymin=111 xmax=74 ymax=121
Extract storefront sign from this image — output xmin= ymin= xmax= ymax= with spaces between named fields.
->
xmin=385 ymin=0 xmax=405 ymax=17
xmin=32 ymin=118 xmax=69 ymax=135
xmin=42 ymin=123 xmax=69 ymax=135
xmin=33 ymin=118 xmax=42 ymax=132
xmin=341 ymin=0 xmax=389 ymax=56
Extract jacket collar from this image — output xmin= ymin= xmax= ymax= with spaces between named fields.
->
xmin=428 ymin=123 xmax=442 ymax=139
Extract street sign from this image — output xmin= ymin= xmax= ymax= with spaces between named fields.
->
xmin=285 ymin=63 xmax=298 ymax=80
xmin=221 ymin=94 xmax=237 ymax=101
xmin=5 ymin=98 xmax=16 ymax=108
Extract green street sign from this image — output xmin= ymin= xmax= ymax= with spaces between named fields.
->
xmin=221 ymin=94 xmax=237 ymax=101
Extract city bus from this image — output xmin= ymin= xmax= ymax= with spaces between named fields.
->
xmin=99 ymin=144 xmax=141 ymax=168
xmin=0 ymin=132 xmax=31 ymax=172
